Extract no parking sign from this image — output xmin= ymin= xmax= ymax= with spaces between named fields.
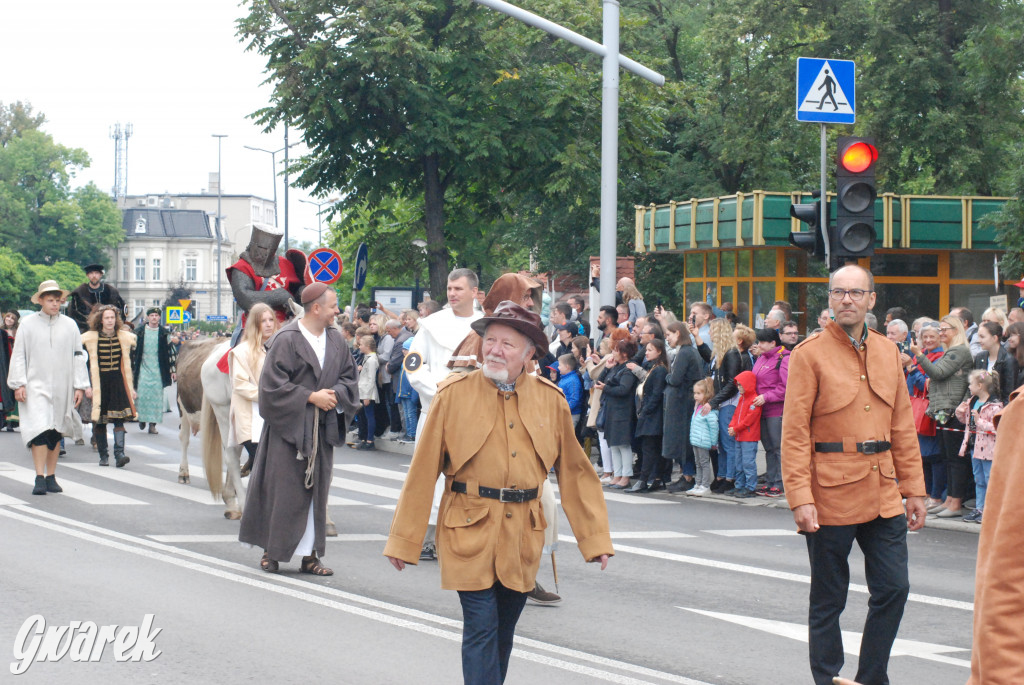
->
xmin=306 ymin=248 xmax=343 ymax=284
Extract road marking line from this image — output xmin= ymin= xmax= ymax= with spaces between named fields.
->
xmin=2 ymin=505 xmax=707 ymax=685
xmin=605 ymin=541 xmax=973 ymax=612
xmin=549 ymin=481 xmax=673 ymax=505
xmin=62 ymin=462 xmax=221 ymax=504
xmin=336 ymin=463 xmax=408 ymax=481
xmin=333 ymin=477 xmax=405 ymax=500
xmin=0 ymin=491 xmax=28 ymax=506
xmin=0 ymin=462 xmax=147 ymax=505
xmin=124 ymin=443 xmax=166 ymax=456
xmin=147 ymin=533 xmax=388 ymax=543
xmin=148 ymin=463 xmax=366 ymax=506
xmin=702 ymin=529 xmax=799 ymax=537
xmin=611 ymin=531 xmax=697 ymax=539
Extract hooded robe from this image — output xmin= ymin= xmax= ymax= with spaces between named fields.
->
xmin=239 ymin=319 xmax=359 ymax=561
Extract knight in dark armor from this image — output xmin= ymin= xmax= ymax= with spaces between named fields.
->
xmin=225 ymin=225 xmax=306 ymax=325
xmin=69 ymin=264 xmax=127 ymax=333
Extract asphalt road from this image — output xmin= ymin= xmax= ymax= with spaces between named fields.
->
xmin=0 ymin=410 xmax=977 ymax=684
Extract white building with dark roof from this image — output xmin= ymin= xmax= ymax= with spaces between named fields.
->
xmin=107 ymin=208 xmax=234 ymax=322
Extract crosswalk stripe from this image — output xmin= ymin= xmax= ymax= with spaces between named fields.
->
xmin=147 ymin=533 xmax=388 ymax=543
xmin=62 ymin=463 xmax=220 ymax=505
xmin=148 ymin=463 xmax=372 ymax=506
xmin=548 ymin=481 xmax=673 ymax=506
xmin=336 ymin=463 xmax=408 ymax=481
xmin=0 ymin=462 xmax=147 ymax=505
xmin=558 ymin=531 xmax=696 ymax=544
xmin=0 ymin=491 xmax=28 ymax=506
xmin=702 ymin=529 xmax=798 ymax=538
xmin=332 ymin=477 xmax=405 ymax=500
xmin=123 ymin=443 xmax=167 ymax=456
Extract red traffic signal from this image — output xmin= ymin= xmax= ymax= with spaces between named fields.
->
xmin=839 ymin=141 xmax=878 ymax=174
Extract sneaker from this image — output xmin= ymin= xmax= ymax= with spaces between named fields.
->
xmin=626 ymin=481 xmax=650 ymax=493
xmin=397 ymin=437 xmax=415 ymax=445
xmin=686 ymin=486 xmax=706 ymax=497
xmin=600 ymin=475 xmax=614 ymax=485
xmin=419 ymin=543 xmax=437 ymax=561
xmin=526 ymin=581 xmax=562 ymax=605
xmin=648 ymin=480 xmax=666 ymax=492
xmin=763 ymin=487 xmax=783 ymax=498
xmin=962 ymin=509 xmax=983 ymax=523
xmin=754 ymin=485 xmax=769 ymax=495
xmin=734 ymin=488 xmax=757 ymax=499
xmin=722 ymin=487 xmax=737 ymax=496
xmin=355 ymin=441 xmax=376 ymax=451
xmin=667 ymin=478 xmax=695 ymax=494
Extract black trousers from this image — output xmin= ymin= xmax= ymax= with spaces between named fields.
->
xmin=805 ymin=514 xmax=910 ymax=685
xmin=637 ymin=435 xmax=667 ymax=484
xmin=457 ymin=583 xmax=528 ymax=685
xmin=938 ymin=416 xmax=969 ymax=499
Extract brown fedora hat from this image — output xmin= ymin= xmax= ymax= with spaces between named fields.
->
xmin=471 ymin=300 xmax=549 ymax=357
xmin=30 ymin=279 xmax=71 ymax=305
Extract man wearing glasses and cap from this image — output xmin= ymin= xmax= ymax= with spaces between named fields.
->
xmin=385 ymin=301 xmax=612 ymax=685
xmin=68 ymin=263 xmax=126 ymax=333
xmin=782 ymin=265 xmax=928 ymax=685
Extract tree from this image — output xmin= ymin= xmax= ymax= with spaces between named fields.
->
xmin=238 ymin=0 xmax=666 ymax=300
xmin=0 ymin=104 xmax=123 ymax=266
xmin=0 ymin=247 xmax=31 ymax=311
xmin=0 ymin=100 xmax=46 ymax=147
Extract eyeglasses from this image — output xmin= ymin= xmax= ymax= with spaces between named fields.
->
xmin=938 ymin=326 xmax=955 ymax=332
xmin=828 ymin=288 xmax=873 ymax=302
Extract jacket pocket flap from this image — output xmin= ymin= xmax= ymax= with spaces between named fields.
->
xmin=444 ymin=506 xmax=490 ymax=528
xmin=878 ymin=456 xmax=897 ymax=480
xmin=530 ymin=501 xmax=547 ymax=531
xmin=814 ymin=460 xmax=872 ymax=487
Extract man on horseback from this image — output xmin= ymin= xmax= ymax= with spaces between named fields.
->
xmin=225 ymin=224 xmax=306 ymax=326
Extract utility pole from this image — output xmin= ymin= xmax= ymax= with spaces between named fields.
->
xmin=471 ymin=0 xmax=664 ymax=307
xmin=212 ymin=134 xmax=228 ymax=316
xmin=283 ymin=123 xmax=290 ymax=251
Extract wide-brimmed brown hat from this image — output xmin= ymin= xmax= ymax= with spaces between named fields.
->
xmin=470 ymin=300 xmax=549 ymax=357
xmin=31 ymin=280 xmax=70 ymax=305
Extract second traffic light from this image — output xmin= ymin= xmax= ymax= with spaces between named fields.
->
xmin=789 ymin=193 xmax=827 ymax=259
xmin=834 ymin=136 xmax=878 ymax=263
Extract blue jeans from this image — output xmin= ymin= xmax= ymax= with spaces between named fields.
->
xmin=972 ymin=458 xmax=993 ymax=511
xmin=717 ymin=404 xmax=737 ymax=478
xmin=734 ymin=440 xmax=758 ymax=491
xmin=357 ymin=401 xmax=376 ymax=442
xmin=399 ymin=397 xmax=419 ymax=439
xmin=458 ymin=583 xmax=528 ymax=685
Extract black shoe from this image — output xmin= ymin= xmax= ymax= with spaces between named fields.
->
xmin=710 ymin=479 xmax=728 ymax=493
xmin=139 ymin=422 xmax=147 ymax=430
xmin=722 ymin=487 xmax=737 ymax=496
xmin=355 ymin=441 xmax=376 ymax=451
xmin=116 ymin=456 xmax=130 ymax=468
xmin=419 ymin=543 xmax=437 ymax=561
xmin=32 ymin=475 xmax=47 ymax=495
xmin=45 ymin=475 xmax=63 ymax=493
xmin=526 ymin=581 xmax=562 ymax=605
xmin=627 ymin=481 xmax=650 ymax=493
xmin=667 ymin=478 xmax=694 ymax=494
xmin=99 ymin=455 xmax=109 ymax=466
xmin=648 ymin=480 xmax=666 ymax=492
xmin=734 ymin=488 xmax=756 ymax=499
xmin=58 ymin=448 xmax=66 ymax=458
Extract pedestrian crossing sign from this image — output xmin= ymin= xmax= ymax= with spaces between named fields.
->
xmin=166 ymin=307 xmax=183 ymax=325
xmin=796 ymin=57 xmax=855 ymax=124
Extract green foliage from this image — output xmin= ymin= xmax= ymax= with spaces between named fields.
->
xmin=987 ymin=145 xmax=1024 ymax=279
xmin=0 ymin=100 xmax=46 ymax=147
xmin=0 ymin=247 xmax=31 ymax=311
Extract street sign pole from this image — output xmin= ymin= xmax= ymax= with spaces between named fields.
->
xmin=821 ymin=123 xmax=831 ymax=273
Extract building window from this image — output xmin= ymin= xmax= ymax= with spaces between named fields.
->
xmin=185 ymin=258 xmax=197 ymax=281
xmin=252 ymin=204 xmax=261 ymax=221
xmin=133 ymin=299 xmax=145 ymax=318
xmin=121 ymin=257 xmax=129 ymax=281
xmin=152 ymin=299 xmax=161 ymax=308
xmin=152 ymin=258 xmax=161 ymax=281
xmin=135 ymin=258 xmax=146 ymax=281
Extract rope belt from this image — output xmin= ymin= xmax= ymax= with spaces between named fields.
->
xmin=451 ymin=481 xmax=538 ymax=503
xmin=814 ymin=440 xmax=891 ymax=455
xmin=303 ymin=408 xmax=321 ymax=490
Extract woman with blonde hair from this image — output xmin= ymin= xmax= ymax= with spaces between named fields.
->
xmin=910 ymin=314 xmax=973 ymax=518
xmin=230 ymin=303 xmax=279 ymax=484
xmin=980 ymin=307 xmax=1008 ymax=332
xmin=701 ymin=318 xmax=743 ymax=492
xmin=620 ymin=282 xmax=647 ymax=326
xmin=81 ymin=305 xmax=137 ymax=467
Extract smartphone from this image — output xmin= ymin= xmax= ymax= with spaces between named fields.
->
xmin=910 ymin=330 xmax=917 ymax=344
xmin=371 ymin=307 xmax=377 ymax=314
xmin=899 ymin=341 xmax=910 ymax=354
xmin=689 ymin=314 xmax=696 ymax=326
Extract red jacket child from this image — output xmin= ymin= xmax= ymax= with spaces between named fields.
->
xmin=729 ymin=370 xmax=762 ymax=442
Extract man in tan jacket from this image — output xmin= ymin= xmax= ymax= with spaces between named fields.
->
xmin=967 ymin=387 xmax=1024 ymax=685
xmin=384 ymin=301 xmax=612 ymax=685
xmin=782 ymin=265 xmax=927 ymax=685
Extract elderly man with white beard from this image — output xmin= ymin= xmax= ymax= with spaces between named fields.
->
xmin=385 ymin=301 xmax=613 ymax=685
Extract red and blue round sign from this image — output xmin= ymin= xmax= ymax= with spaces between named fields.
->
xmin=306 ymin=248 xmax=343 ymax=284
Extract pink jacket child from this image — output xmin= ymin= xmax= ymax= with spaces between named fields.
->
xmin=729 ymin=371 xmax=763 ymax=442
xmin=955 ymin=397 xmax=1002 ymax=460
xmin=751 ymin=345 xmax=790 ymax=418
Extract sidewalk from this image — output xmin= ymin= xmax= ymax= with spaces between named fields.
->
xmin=359 ymin=433 xmax=981 ymax=535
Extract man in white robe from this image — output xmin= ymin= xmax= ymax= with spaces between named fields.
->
xmin=7 ymin=281 xmax=90 ymax=495
xmin=405 ymin=268 xmax=482 ymax=559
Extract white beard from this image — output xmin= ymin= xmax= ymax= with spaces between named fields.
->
xmin=481 ymin=364 xmax=509 ymax=384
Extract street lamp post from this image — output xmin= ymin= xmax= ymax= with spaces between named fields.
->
xmin=411 ymin=238 xmax=428 ymax=307
xmin=212 ymin=134 xmax=228 ymax=316
xmin=299 ymin=197 xmax=338 ymax=245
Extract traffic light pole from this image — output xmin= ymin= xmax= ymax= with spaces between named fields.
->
xmin=820 ymin=123 xmax=832 ymax=273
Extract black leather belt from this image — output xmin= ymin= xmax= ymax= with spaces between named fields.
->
xmin=451 ymin=481 xmax=538 ymax=503
xmin=814 ymin=440 xmax=891 ymax=455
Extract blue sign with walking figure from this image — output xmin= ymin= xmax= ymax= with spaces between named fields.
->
xmin=796 ymin=58 xmax=856 ymax=124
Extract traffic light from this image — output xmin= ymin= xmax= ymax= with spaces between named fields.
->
xmin=834 ymin=136 xmax=878 ymax=263
xmin=789 ymin=192 xmax=826 ymax=258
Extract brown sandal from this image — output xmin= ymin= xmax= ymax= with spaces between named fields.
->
xmin=260 ymin=552 xmax=279 ymax=573
xmin=300 ymin=555 xmax=333 ymax=576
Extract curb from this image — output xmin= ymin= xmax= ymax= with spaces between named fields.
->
xmin=360 ymin=435 xmax=980 ymax=535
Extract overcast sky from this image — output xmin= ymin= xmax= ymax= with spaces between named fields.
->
xmin=2 ymin=0 xmax=328 ymax=245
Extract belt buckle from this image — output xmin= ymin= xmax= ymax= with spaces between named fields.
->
xmin=861 ymin=440 xmax=879 ymax=455
xmin=498 ymin=488 xmax=516 ymax=503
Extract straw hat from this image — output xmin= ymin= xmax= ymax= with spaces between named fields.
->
xmin=30 ymin=280 xmax=70 ymax=305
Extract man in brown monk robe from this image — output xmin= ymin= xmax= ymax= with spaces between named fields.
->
xmin=239 ymin=283 xmax=360 ymax=575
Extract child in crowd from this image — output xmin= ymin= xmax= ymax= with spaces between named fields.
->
xmin=355 ymin=335 xmax=380 ymax=451
xmin=688 ymin=378 xmax=719 ymax=496
xmin=557 ymin=353 xmax=584 ymax=426
xmin=394 ymin=337 xmax=419 ymax=444
xmin=728 ymin=371 xmax=762 ymax=498
xmin=955 ymin=369 xmax=1003 ymax=523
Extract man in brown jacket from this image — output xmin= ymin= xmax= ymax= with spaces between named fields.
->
xmin=782 ymin=265 xmax=927 ymax=685
xmin=384 ymin=301 xmax=612 ymax=685
xmin=967 ymin=387 xmax=1024 ymax=684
